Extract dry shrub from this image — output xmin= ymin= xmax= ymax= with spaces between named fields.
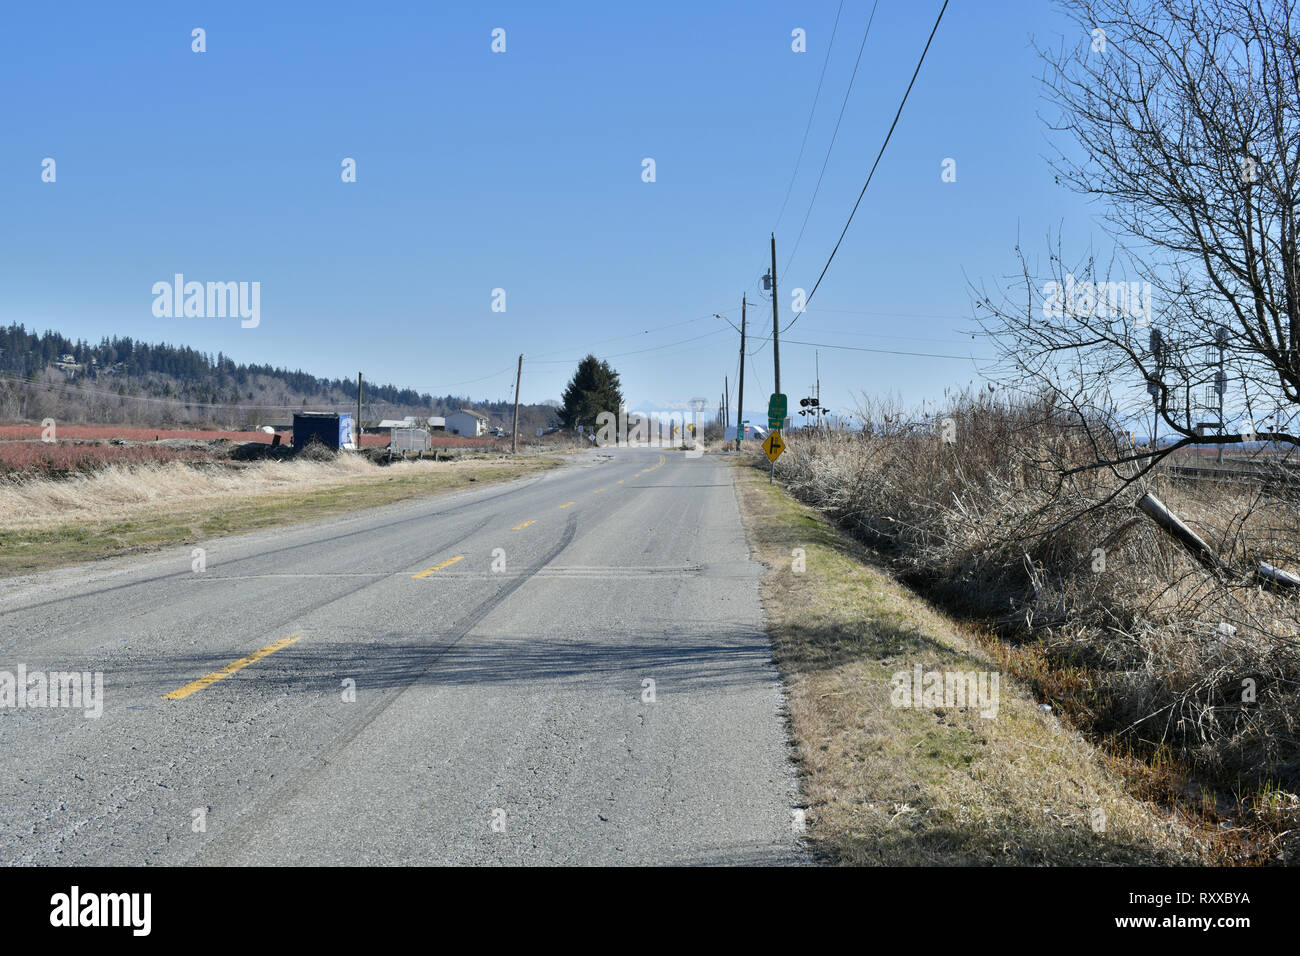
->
xmin=296 ymin=438 xmax=337 ymax=462
xmin=773 ymin=391 xmax=1300 ymax=842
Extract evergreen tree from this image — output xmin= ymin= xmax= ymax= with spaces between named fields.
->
xmin=560 ymin=355 xmax=624 ymax=430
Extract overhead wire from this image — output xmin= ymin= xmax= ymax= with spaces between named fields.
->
xmin=783 ymin=0 xmax=882 ymax=274
xmin=784 ymin=0 xmax=950 ymax=336
xmin=772 ymin=0 xmax=846 ymax=234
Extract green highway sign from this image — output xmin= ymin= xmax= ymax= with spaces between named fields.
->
xmin=768 ymin=393 xmax=787 ymax=429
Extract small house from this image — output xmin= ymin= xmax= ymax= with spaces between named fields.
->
xmin=446 ymin=408 xmax=489 ymax=437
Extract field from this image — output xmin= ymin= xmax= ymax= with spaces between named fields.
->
xmin=0 ymin=425 xmax=287 ymax=442
xmin=0 ymin=423 xmax=503 ymax=447
xmin=0 ymin=442 xmax=216 ymax=476
xmin=0 ymin=423 xmax=518 ymax=478
xmin=0 ymin=445 xmax=561 ymax=577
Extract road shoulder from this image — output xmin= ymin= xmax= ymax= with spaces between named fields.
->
xmin=0 ymin=455 xmax=562 ymax=578
xmin=727 ymin=455 xmax=1205 ymax=865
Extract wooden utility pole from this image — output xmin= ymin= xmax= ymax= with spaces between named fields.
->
xmin=770 ymin=233 xmax=781 ymax=399
xmin=723 ymin=377 xmax=728 ymax=433
xmin=736 ymin=295 xmax=746 ymax=451
xmin=356 ymin=372 xmax=363 ymax=448
xmin=511 ymin=354 xmax=523 ymax=455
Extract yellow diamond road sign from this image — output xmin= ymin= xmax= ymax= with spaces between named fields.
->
xmin=762 ymin=431 xmax=785 ymax=463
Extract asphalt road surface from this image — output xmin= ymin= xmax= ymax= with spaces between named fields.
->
xmin=0 ymin=447 xmax=805 ymax=865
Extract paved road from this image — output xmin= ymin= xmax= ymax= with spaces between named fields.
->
xmin=0 ymin=447 xmax=804 ymax=865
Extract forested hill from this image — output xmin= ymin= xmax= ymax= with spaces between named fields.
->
xmin=0 ymin=323 xmax=555 ymax=429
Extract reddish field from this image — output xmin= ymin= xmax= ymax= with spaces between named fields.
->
xmin=0 ymin=425 xmax=288 ymax=443
xmin=0 ymin=425 xmax=500 ymax=450
xmin=0 ymin=424 xmax=506 ymax=480
xmin=0 ymin=442 xmax=215 ymax=476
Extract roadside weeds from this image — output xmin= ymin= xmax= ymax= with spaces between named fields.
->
xmin=0 ymin=456 xmax=562 ymax=577
xmin=729 ymin=457 xmax=1214 ymax=865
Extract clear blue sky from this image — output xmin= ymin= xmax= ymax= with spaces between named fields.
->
xmin=0 ymin=0 xmax=1102 ymax=421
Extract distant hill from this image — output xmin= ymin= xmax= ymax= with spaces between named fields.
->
xmin=0 ymin=323 xmax=559 ymax=433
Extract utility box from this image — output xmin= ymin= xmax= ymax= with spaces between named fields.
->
xmin=293 ymin=412 xmax=355 ymax=450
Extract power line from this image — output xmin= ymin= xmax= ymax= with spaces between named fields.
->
xmin=794 ymin=305 xmax=972 ymax=320
xmin=438 ymin=365 xmax=517 ymax=388
xmin=784 ymin=0 xmax=882 ymax=274
xmin=772 ymin=0 xmax=846 ymax=234
xmin=781 ymin=336 xmax=984 ymax=361
xmin=746 ymin=338 xmax=768 ymax=399
xmin=519 ymin=304 xmax=744 ymax=365
xmin=786 ymin=0 xmax=950 ymax=335
xmin=523 ymin=311 xmax=731 ymax=362
xmin=787 ymin=326 xmax=979 ymax=345
xmin=530 ymin=327 xmax=732 ymax=367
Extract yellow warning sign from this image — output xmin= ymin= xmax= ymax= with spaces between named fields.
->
xmin=762 ymin=430 xmax=785 ymax=463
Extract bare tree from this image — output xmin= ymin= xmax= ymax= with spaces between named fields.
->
xmin=977 ymin=0 xmax=1300 ymax=487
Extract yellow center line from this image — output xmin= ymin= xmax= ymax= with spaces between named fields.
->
xmin=164 ymin=632 xmax=304 ymax=701
xmin=617 ymin=479 xmax=624 ymax=484
xmin=558 ymin=501 xmax=575 ymax=509
xmin=512 ymin=520 xmax=535 ymax=530
xmin=594 ymin=488 xmax=605 ymax=493
xmin=412 ymin=555 xmax=465 ymax=578
xmin=640 ymin=454 xmax=666 ymax=475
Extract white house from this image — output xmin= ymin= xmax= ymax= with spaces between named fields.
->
xmin=446 ymin=408 xmax=489 ymax=437
xmin=724 ymin=424 xmax=767 ymax=442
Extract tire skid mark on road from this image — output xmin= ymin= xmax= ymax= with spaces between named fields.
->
xmin=17 ymin=453 xmax=688 ymax=863
xmin=412 ymin=555 xmax=465 ymax=579
xmin=11 ymin=512 xmax=501 ymax=693
xmin=163 ymin=632 xmax=305 ymax=700
xmin=195 ymin=513 xmax=582 ymax=864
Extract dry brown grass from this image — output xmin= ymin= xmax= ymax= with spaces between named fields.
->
xmin=768 ymin=394 xmax=1300 ymax=863
xmin=0 ymin=454 xmax=560 ymax=576
xmin=0 ymin=454 xmax=384 ymax=528
xmin=730 ymin=460 xmax=1212 ymax=865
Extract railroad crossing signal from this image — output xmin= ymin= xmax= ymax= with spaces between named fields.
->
xmin=799 ymin=396 xmax=829 ymax=418
xmin=762 ymin=430 xmax=785 ymax=463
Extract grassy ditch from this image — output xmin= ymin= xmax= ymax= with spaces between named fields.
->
xmin=730 ymin=458 xmax=1214 ymax=865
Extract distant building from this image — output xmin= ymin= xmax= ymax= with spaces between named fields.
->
xmin=446 ymin=408 xmax=489 ymax=437
xmin=724 ymin=424 xmax=766 ymax=442
xmin=427 ymin=416 xmax=446 ymax=431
